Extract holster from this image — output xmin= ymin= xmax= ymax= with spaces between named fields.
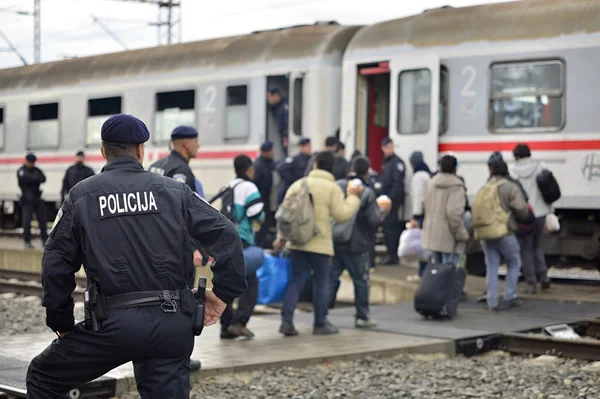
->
xmin=84 ymin=282 xmax=107 ymax=332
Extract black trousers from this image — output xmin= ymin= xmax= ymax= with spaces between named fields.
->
xmin=22 ymin=199 xmax=48 ymax=244
xmin=220 ymin=272 xmax=258 ymax=331
xmin=255 ymin=209 xmax=274 ymax=249
xmin=382 ymin=203 xmax=402 ymax=261
xmin=518 ymin=216 xmax=549 ymax=285
xmin=26 ymin=307 xmax=194 ymax=399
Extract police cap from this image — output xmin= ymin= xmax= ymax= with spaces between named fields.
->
xmin=487 ymin=151 xmax=503 ymax=165
xmin=171 ymin=125 xmax=198 ymax=140
xmin=25 ymin=153 xmax=37 ymax=162
xmin=297 ymin=138 xmax=311 ymax=146
xmin=260 ymin=140 xmax=274 ymax=152
xmin=101 ymin=114 xmax=150 ymax=144
xmin=76 ymin=150 xmax=85 ymax=157
xmin=381 ymin=137 xmax=393 ymax=147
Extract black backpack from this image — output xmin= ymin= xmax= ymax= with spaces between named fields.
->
xmin=208 ymin=181 xmax=243 ymax=223
xmin=536 ymin=169 xmax=561 ymax=204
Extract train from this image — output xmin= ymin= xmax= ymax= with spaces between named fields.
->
xmin=0 ymin=0 xmax=599 ymax=271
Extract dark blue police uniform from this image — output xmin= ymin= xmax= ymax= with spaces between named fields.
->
xmin=275 ymin=138 xmax=311 ymax=204
xmin=26 ymin=115 xmax=246 ymax=399
xmin=379 ymin=137 xmax=406 ymax=265
xmin=17 ymin=153 xmax=48 ymax=247
xmin=253 ymin=140 xmax=276 ymax=248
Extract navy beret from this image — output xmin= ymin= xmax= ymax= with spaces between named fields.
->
xmin=25 ymin=153 xmax=36 ymax=162
xmin=381 ymin=137 xmax=393 ymax=147
xmin=260 ymin=140 xmax=274 ymax=152
xmin=101 ymin=114 xmax=150 ymax=144
xmin=171 ymin=125 xmax=198 ymax=140
xmin=268 ymin=87 xmax=280 ymax=95
xmin=76 ymin=150 xmax=84 ymax=157
xmin=488 ymin=151 xmax=503 ymax=165
xmin=297 ymin=138 xmax=311 ymax=146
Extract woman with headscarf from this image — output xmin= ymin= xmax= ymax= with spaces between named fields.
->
xmin=407 ymin=151 xmax=432 ymax=277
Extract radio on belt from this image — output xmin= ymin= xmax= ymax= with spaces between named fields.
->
xmin=193 ymin=277 xmax=207 ymax=336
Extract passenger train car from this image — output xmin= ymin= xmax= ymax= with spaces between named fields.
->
xmin=0 ymin=0 xmax=599 ymax=269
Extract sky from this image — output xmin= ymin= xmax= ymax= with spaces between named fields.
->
xmin=0 ymin=0 xmax=512 ymax=70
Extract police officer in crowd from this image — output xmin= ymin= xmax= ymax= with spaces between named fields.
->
xmin=26 ymin=114 xmax=246 ymax=399
xmin=379 ymin=137 xmax=406 ymax=265
xmin=148 ymin=125 xmax=207 ymax=371
xmin=266 ymin=88 xmax=289 ymax=154
xmin=304 ymin=136 xmax=349 ymax=180
xmin=276 ymin=137 xmax=312 ymax=204
xmin=253 ymin=140 xmax=276 ymax=248
xmin=61 ymin=151 xmax=95 ymax=203
xmin=17 ymin=153 xmax=48 ymax=249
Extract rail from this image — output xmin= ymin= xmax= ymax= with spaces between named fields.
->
xmin=0 ymin=269 xmax=85 ymax=301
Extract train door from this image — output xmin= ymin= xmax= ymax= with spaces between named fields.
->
xmin=356 ymin=62 xmax=390 ymax=173
xmin=388 ymin=56 xmax=440 ymax=170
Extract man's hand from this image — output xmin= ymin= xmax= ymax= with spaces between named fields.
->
xmin=272 ymin=238 xmax=284 ymax=254
xmin=282 ymin=136 xmax=288 ymax=148
xmin=203 ymin=290 xmax=227 ymax=326
xmin=347 ymin=183 xmax=364 ymax=197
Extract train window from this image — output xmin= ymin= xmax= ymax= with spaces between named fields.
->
xmin=489 ymin=60 xmax=564 ymax=132
xmin=155 ymin=90 xmax=196 ymax=143
xmin=28 ymin=102 xmax=59 ymax=149
xmin=292 ymin=78 xmax=303 ymax=136
xmin=397 ymin=69 xmax=431 ymax=134
xmin=0 ymin=107 xmax=4 ymax=150
xmin=87 ymin=96 xmax=122 ymax=145
xmin=225 ymin=85 xmax=249 ymax=140
xmin=439 ymin=66 xmax=449 ymax=135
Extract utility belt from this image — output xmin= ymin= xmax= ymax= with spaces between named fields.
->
xmin=85 ymin=279 xmax=206 ymax=336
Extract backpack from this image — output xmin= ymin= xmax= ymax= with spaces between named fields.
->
xmin=208 ymin=181 xmax=243 ymax=223
xmin=275 ymin=178 xmax=319 ymax=245
xmin=471 ymin=178 xmax=510 ymax=240
xmin=536 ymin=169 xmax=561 ymax=204
xmin=331 ymin=181 xmax=359 ymax=244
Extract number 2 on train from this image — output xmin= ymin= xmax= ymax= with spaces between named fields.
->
xmin=461 ymin=65 xmax=476 ymax=97
xmin=202 ymin=86 xmax=217 ymax=113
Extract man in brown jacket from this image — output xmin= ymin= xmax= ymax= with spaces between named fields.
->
xmin=274 ymin=151 xmax=361 ymax=336
xmin=422 ymin=155 xmax=469 ymax=266
xmin=473 ymin=159 xmax=531 ymax=311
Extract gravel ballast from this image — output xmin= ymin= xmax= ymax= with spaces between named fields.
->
xmin=119 ymin=352 xmax=600 ymax=399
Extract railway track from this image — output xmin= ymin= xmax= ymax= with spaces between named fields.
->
xmin=499 ymin=319 xmax=600 ymax=361
xmin=0 ymin=269 xmax=85 ymax=301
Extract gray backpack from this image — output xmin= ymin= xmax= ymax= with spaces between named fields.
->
xmin=275 ymin=178 xmax=319 ymax=245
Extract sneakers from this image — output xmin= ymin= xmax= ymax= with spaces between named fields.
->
xmin=279 ymin=322 xmax=299 ymax=337
xmin=355 ymin=319 xmax=377 ymax=328
xmin=228 ymin=324 xmax=255 ymax=338
xmin=490 ymin=298 xmax=524 ymax=312
xmin=541 ymin=280 xmax=551 ymax=291
xmin=220 ymin=330 xmax=238 ymax=339
xmin=24 ymin=242 xmax=34 ymax=250
xmin=313 ymin=322 xmax=339 ymax=335
xmin=522 ymin=283 xmax=537 ymax=295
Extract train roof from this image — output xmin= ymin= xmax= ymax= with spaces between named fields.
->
xmin=0 ymin=22 xmax=361 ymax=92
xmin=346 ymin=0 xmax=600 ymax=54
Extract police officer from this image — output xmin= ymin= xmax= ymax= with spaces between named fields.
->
xmin=276 ymin=137 xmax=311 ymax=204
xmin=304 ymin=136 xmax=349 ymax=180
xmin=17 ymin=153 xmax=48 ymax=249
xmin=267 ymin=88 xmax=289 ymax=155
xmin=148 ymin=125 xmax=207 ymax=371
xmin=26 ymin=114 xmax=246 ymax=399
xmin=61 ymin=150 xmax=95 ymax=203
xmin=379 ymin=137 xmax=406 ymax=265
xmin=253 ymin=140 xmax=275 ymax=248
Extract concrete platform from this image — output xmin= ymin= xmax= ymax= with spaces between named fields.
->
xmin=0 ymin=316 xmax=452 ymax=397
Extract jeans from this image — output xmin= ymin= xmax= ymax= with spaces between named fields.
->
xmin=432 ymin=252 xmax=460 ymax=266
xmin=329 ymin=251 xmax=370 ymax=321
xmin=518 ymin=216 xmax=548 ymax=285
xmin=282 ymin=250 xmax=330 ymax=328
xmin=481 ymin=234 xmax=521 ymax=309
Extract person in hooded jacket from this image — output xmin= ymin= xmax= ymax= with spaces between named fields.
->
xmin=422 ymin=155 xmax=469 ymax=266
xmin=407 ymin=151 xmax=432 ymax=277
xmin=509 ymin=144 xmax=552 ymax=293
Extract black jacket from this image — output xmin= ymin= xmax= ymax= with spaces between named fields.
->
xmin=304 ymin=151 xmax=349 ymax=181
xmin=380 ymin=154 xmax=406 ymax=205
xmin=62 ymin=162 xmax=95 ymax=202
xmin=334 ymin=177 xmax=386 ymax=253
xmin=276 ymin=153 xmax=311 ymax=204
xmin=253 ymin=156 xmax=275 ymax=207
xmin=149 ymin=150 xmax=196 ymax=192
xmin=41 ymin=156 xmax=246 ymax=333
xmin=17 ymin=165 xmax=46 ymax=203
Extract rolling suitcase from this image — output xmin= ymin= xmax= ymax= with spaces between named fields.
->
xmin=414 ymin=262 xmax=460 ymax=319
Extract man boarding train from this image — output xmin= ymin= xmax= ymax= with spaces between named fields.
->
xmin=26 ymin=114 xmax=246 ymax=399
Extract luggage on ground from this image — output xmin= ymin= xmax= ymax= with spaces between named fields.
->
xmin=414 ymin=262 xmax=461 ymax=319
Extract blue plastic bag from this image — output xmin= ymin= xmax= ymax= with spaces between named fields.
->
xmin=257 ymin=253 xmax=291 ymax=304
